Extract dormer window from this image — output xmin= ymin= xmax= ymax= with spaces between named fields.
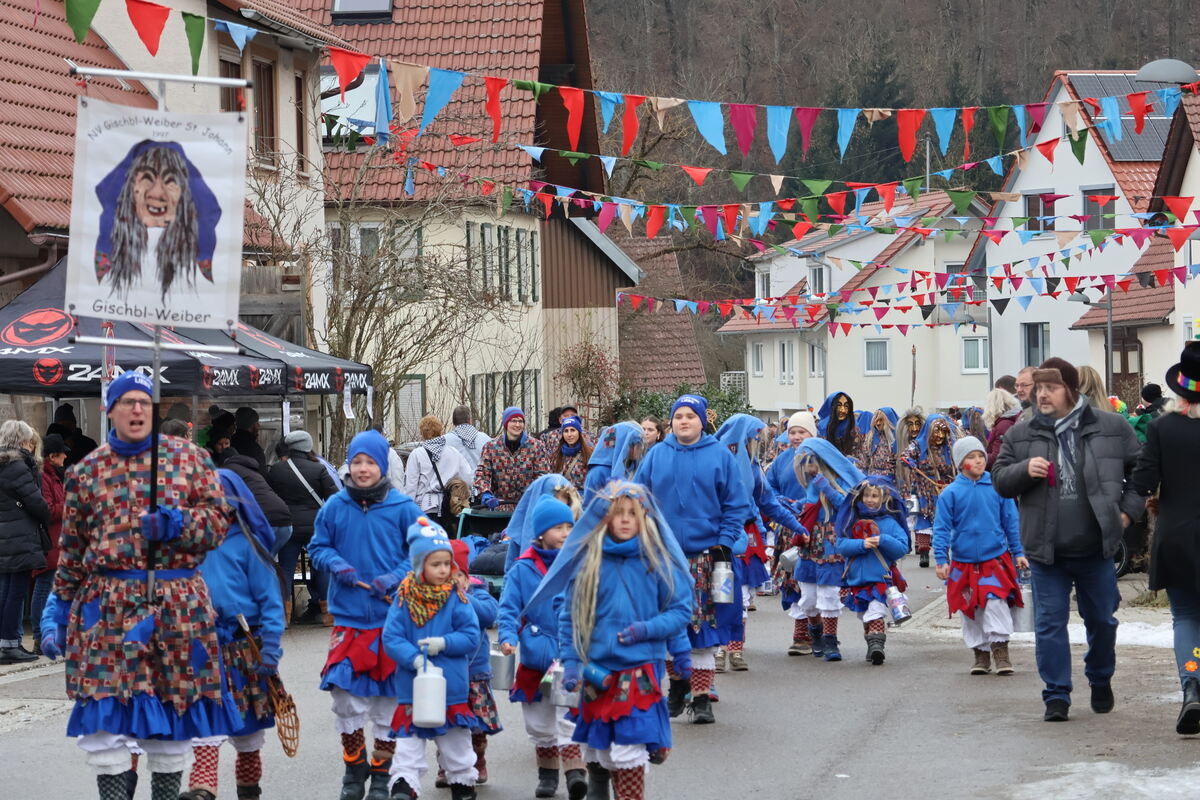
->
xmin=331 ymin=0 xmax=392 ymax=23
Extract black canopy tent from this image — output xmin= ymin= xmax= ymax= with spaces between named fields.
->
xmin=0 ymin=259 xmax=372 ymax=398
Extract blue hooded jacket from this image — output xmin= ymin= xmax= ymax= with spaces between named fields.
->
xmin=498 ymin=544 xmax=563 ymax=674
xmin=933 ymin=471 xmax=1022 ymax=566
xmin=382 ymin=584 xmax=480 ymax=710
xmin=766 ymin=446 xmax=805 ymax=500
xmin=714 ymin=414 xmax=804 ymax=533
xmin=832 ymin=476 xmax=911 ymax=585
xmin=632 ymin=432 xmax=753 ymax=556
xmin=504 ymin=473 xmax=574 ymax=570
xmin=855 ymin=410 xmax=873 ymax=436
xmin=583 ymin=421 xmax=643 ymax=505
xmin=465 ymin=578 xmax=499 ymax=679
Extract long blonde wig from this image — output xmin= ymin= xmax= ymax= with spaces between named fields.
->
xmin=554 ymin=483 xmax=583 ymax=519
xmin=793 ymin=451 xmax=848 ymax=517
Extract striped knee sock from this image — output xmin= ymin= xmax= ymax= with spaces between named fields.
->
xmin=188 ymin=744 xmax=220 ymax=793
xmin=690 ymin=668 xmax=715 ymax=695
xmin=235 ymin=749 xmax=262 ymax=787
xmin=822 ymin=616 xmax=839 ymax=636
xmin=727 ymin=640 xmax=744 ymax=652
xmin=612 ymin=766 xmax=645 ymax=800
xmin=560 ymin=743 xmax=584 ymax=771
xmin=866 ymin=618 xmax=885 ymax=634
xmin=793 ymin=619 xmax=809 ymax=641
xmin=341 ymin=729 xmax=366 ymax=761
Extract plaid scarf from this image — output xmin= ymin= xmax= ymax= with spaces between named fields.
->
xmin=396 ymin=573 xmax=466 ymax=626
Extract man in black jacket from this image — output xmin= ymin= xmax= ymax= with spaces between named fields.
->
xmin=993 ymin=357 xmax=1144 ymax=722
xmin=221 ymin=449 xmax=292 ymax=557
xmin=230 ymin=407 xmax=267 ymax=470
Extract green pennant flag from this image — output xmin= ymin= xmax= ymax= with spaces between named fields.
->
xmin=1012 ymin=216 xmax=1030 ymax=228
xmin=1070 ymin=128 xmax=1089 ymax=164
xmin=946 ymin=189 xmax=976 ymax=215
xmin=986 ymin=105 xmax=1009 ymax=151
xmin=632 ymin=159 xmax=664 ymax=171
xmin=849 ymin=260 xmax=863 ymax=270
xmin=943 ymin=229 xmax=958 ymax=243
xmin=872 ymin=226 xmax=896 ymax=235
xmin=346 ymin=128 xmax=361 ymax=152
xmin=729 ymin=171 xmax=755 ymax=191
xmin=827 ymin=224 xmax=844 ymax=236
xmin=65 ymin=0 xmax=102 ymax=43
xmin=800 ymin=196 xmax=820 ymax=223
xmin=802 ymin=179 xmax=833 ymax=197
xmin=680 ymin=206 xmax=699 ymax=228
xmin=1060 ymin=257 xmax=1071 ymax=270
xmin=181 ymin=12 xmax=206 ymax=76
xmin=559 ymin=150 xmax=589 ymax=165
xmin=771 ymin=244 xmax=788 ymax=255
xmin=902 ymin=177 xmax=923 ymax=201
xmin=513 ymin=79 xmax=554 ymax=101
xmin=1087 ymin=228 xmax=1113 ymax=247
xmin=920 ymin=216 xmax=940 ymax=227
xmin=501 ymin=187 xmax=514 ymax=214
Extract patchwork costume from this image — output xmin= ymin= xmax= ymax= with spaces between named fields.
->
xmin=900 ymin=413 xmax=959 ymax=566
xmin=858 ymin=408 xmax=899 ymax=479
xmin=473 ymin=407 xmax=551 ymax=512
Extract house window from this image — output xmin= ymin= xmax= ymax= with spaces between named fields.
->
xmin=777 ymin=340 xmax=795 ymax=385
xmin=946 ymin=262 xmax=986 ymax=301
xmin=471 ymin=369 xmax=541 ymax=435
xmin=252 ymin=60 xmax=277 ymax=166
xmin=332 ymin=0 xmax=392 ymax=14
xmin=530 ymin=230 xmax=540 ymax=302
xmin=392 ymin=376 xmax=426 ymax=443
xmin=498 ymin=227 xmax=512 ymax=300
xmin=864 ymin=339 xmax=891 ymax=375
xmin=962 ymin=337 xmax=990 ymax=373
xmin=751 ymin=342 xmax=764 ymax=377
xmin=1023 ymin=322 xmax=1050 ymax=368
xmin=1023 ymin=193 xmax=1054 ymax=232
xmin=808 ymin=343 xmax=826 ymax=378
xmin=515 ymin=229 xmax=528 ymax=301
xmin=808 ymin=264 xmax=827 ymax=296
xmin=219 ymin=59 xmax=242 ymax=113
xmin=294 ymin=72 xmax=308 ymax=172
xmin=479 ymin=223 xmax=494 ymax=290
xmin=755 ymin=270 xmax=771 ymax=300
xmin=1185 ymin=317 xmax=1195 ymax=342
xmin=1082 ymin=187 xmax=1116 ymax=231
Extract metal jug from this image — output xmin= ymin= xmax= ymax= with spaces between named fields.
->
xmin=546 ymin=660 xmax=580 ymax=708
xmin=777 ymin=546 xmax=801 ymax=575
xmin=489 ymin=642 xmax=515 ymax=691
xmin=1010 ymin=569 xmax=1034 ymax=633
xmin=412 ymin=655 xmax=446 ymax=728
xmin=710 ymin=560 xmax=735 ymax=605
xmin=885 ymin=585 xmax=912 ymax=626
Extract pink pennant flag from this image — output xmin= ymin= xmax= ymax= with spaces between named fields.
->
xmin=873 ymin=307 xmax=888 ymax=321
xmin=729 ymin=104 xmax=758 ymax=158
xmin=598 ymin=202 xmax=617 ymax=233
xmin=794 ymin=107 xmax=822 ymax=159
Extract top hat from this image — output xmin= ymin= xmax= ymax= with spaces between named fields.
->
xmin=1166 ymin=340 xmax=1200 ymax=402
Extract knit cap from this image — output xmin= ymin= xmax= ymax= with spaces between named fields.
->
xmin=450 ymin=539 xmax=471 ymax=576
xmin=43 ymin=433 xmax=67 ymax=456
xmin=952 ymin=436 xmax=986 ymax=468
xmin=531 ymin=496 xmax=574 ymax=540
xmin=788 ymin=410 xmax=818 ymax=437
xmin=346 ymin=429 xmax=391 ymax=477
xmin=501 ymin=406 xmax=525 ymax=428
xmin=670 ymin=394 xmax=708 ymax=421
xmin=408 ymin=516 xmax=452 ymax=578
xmin=105 ymin=371 xmax=155 ymax=412
xmin=283 ymin=430 xmax=314 ymax=453
xmin=559 ymin=415 xmax=583 ymax=433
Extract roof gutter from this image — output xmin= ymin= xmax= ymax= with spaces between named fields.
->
xmin=0 ymin=238 xmax=61 ymax=287
xmin=238 ymin=9 xmax=326 ymax=50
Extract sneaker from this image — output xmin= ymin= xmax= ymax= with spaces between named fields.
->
xmin=1090 ymin=684 xmax=1115 ymax=714
xmin=1044 ymin=699 xmax=1070 ymax=722
xmin=688 ymin=694 xmax=715 ymax=724
xmin=787 ymin=640 xmax=812 ymax=656
xmin=713 ymin=648 xmax=727 ymax=673
xmin=667 ymin=678 xmax=689 ymax=718
xmin=970 ymin=648 xmax=991 ymax=675
xmin=747 ymin=601 xmax=757 ymax=611
xmin=729 ymin=651 xmax=748 ymax=671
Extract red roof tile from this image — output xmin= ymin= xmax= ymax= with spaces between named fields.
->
xmin=0 ymin=0 xmax=155 ymax=232
xmin=216 ymin=0 xmax=350 ymax=48
xmin=1072 ymin=235 xmax=1175 ymax=328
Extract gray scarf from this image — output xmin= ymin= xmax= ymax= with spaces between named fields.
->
xmin=452 ymin=424 xmax=481 ymax=450
xmin=1053 ymin=395 xmax=1088 ymax=500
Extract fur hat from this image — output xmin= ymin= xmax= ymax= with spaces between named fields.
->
xmin=952 ymin=436 xmax=986 ymax=468
xmin=407 ymin=516 xmax=452 ymax=579
xmin=1035 ymin=357 xmax=1080 ymax=402
xmin=531 ymin=496 xmax=574 ymax=541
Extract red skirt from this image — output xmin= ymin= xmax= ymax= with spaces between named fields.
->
xmin=390 ymin=702 xmax=479 ymax=739
xmin=322 ymin=627 xmax=397 ymax=682
xmin=509 ymin=663 xmax=547 ymax=704
xmin=575 ymin=663 xmax=661 ymax=724
xmin=945 ymin=553 xmax=1023 ymax=620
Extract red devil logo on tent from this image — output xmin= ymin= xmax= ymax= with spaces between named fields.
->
xmin=293 ymin=366 xmax=304 ymax=392
xmin=334 ymin=367 xmax=344 ymax=393
xmin=2 ymin=308 xmax=73 ymax=347
xmin=248 ymin=365 xmax=261 ymax=390
xmin=201 ymin=365 xmax=213 ymax=391
xmin=33 ymin=358 xmax=64 ymax=386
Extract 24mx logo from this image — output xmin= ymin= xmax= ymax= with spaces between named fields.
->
xmin=32 ymin=358 xmax=64 ymax=385
xmin=2 ymin=308 xmax=73 ymax=347
xmin=67 ymin=365 xmax=169 ymax=384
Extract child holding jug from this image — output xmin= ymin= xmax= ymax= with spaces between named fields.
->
xmin=382 ymin=518 xmax=481 ymax=800
xmin=933 ymin=436 xmax=1029 ymax=676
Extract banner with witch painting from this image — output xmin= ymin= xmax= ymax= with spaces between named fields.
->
xmin=65 ymin=97 xmax=246 ymax=329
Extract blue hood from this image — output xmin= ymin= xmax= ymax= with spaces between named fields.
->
xmin=855 ymin=410 xmax=872 ymax=435
xmin=868 ymin=407 xmax=899 ymax=451
xmin=715 ymin=413 xmax=767 ymax=495
xmin=217 ymin=468 xmax=275 ymax=553
xmin=817 ymin=391 xmax=855 ymax=440
xmin=914 ymin=412 xmax=957 ymax=463
xmin=833 ymin=474 xmax=911 ymax=551
xmin=797 ymin=437 xmax=865 ymax=495
xmin=607 ymin=421 xmax=646 ymax=481
xmin=507 ymin=473 xmax=573 ymax=555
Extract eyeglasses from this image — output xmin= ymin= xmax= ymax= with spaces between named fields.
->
xmin=116 ymin=398 xmax=152 ymax=409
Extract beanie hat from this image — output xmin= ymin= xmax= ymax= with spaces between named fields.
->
xmin=283 ymin=430 xmax=314 ymax=453
xmin=670 ymin=394 xmax=708 ymax=421
xmin=346 ymin=430 xmax=391 ymax=477
xmin=559 ymin=415 xmax=583 ymax=433
xmin=407 ymin=516 xmax=452 ymax=579
xmin=53 ymin=404 xmax=76 ymax=423
xmin=450 ymin=539 xmax=471 ymax=576
xmin=234 ymin=406 xmax=259 ymax=430
xmin=501 ymin=406 xmax=525 ymax=429
xmin=43 ymin=433 xmax=67 ymax=456
xmin=531 ymin=496 xmax=574 ymax=540
xmin=1036 ymin=357 xmax=1080 ymax=401
xmin=105 ymin=371 xmax=155 ymax=412
xmin=952 ymin=436 xmax=986 ymax=468
xmin=788 ymin=410 xmax=818 ymax=438
xmin=1141 ymin=383 xmax=1163 ymax=402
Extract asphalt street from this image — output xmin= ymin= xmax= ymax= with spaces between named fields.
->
xmin=2 ymin=555 xmax=1197 ymax=799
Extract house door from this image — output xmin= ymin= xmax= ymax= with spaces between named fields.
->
xmin=1110 ymin=328 xmax=1142 ymax=409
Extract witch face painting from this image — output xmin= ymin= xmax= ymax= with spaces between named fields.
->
xmin=94 ymin=140 xmax=221 ymax=301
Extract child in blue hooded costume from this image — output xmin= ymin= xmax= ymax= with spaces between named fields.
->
xmin=633 ymin=394 xmax=753 ymax=725
xmin=183 ymin=469 xmax=286 ymax=800
xmin=382 ymin=518 xmax=481 ymax=800
xmin=525 ymin=481 xmax=692 ymax=800
xmin=833 ymin=476 xmax=910 ymax=665
xmin=504 ymin=473 xmax=582 ymax=571
xmin=309 ymin=430 xmax=423 ymax=800
xmin=583 ymin=421 xmax=644 ymax=506
xmin=792 ymin=438 xmax=865 ymax=661
xmin=712 ymin=414 xmax=807 ymax=672
xmin=859 ymin=407 xmax=899 ymax=478
xmin=497 ymin=496 xmax=588 ymax=799
xmin=899 ymin=413 xmax=959 ymax=568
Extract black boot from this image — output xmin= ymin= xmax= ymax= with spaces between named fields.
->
xmin=236 ymin=785 xmax=263 ymax=798
xmin=340 ymin=751 xmax=370 ymax=800
xmin=149 ymin=771 xmax=182 ymax=800
xmin=919 ymin=552 xmax=930 ymax=568
xmin=565 ymin=767 xmax=588 ymax=800
xmin=389 ymin=777 xmax=416 ymax=800
xmin=586 ymin=762 xmax=612 ymax=800
xmin=179 ymin=790 xmax=216 ymax=800
xmin=1178 ymin=677 xmax=1200 ymax=735
xmin=96 ymin=774 xmax=127 ymax=800
xmin=667 ymin=677 xmax=689 ymax=718
xmin=450 ymin=782 xmax=477 ymax=800
xmin=689 ymin=693 xmax=715 ymax=724
xmin=866 ymin=633 xmax=886 ymax=665
xmin=365 ymin=756 xmax=392 ymax=800
xmin=535 ymin=767 xmax=560 ymax=798
xmin=821 ymin=634 xmax=842 ymax=662
xmin=122 ymin=768 xmax=138 ymax=800
xmin=808 ymin=625 xmax=824 ymax=657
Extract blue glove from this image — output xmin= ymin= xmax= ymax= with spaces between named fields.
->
xmin=671 ymin=651 xmax=693 ymax=680
xmin=41 ymin=624 xmax=66 ymax=661
xmin=617 ymin=621 xmax=648 ymax=645
xmin=561 ymin=662 xmax=581 ymax=692
xmin=257 ymin=632 xmax=282 ymax=676
xmin=330 ymin=560 xmax=359 ymax=587
xmin=370 ymin=573 xmax=400 ymax=599
xmin=140 ymin=508 xmax=183 ymax=542
xmin=481 ymin=493 xmax=501 ymax=510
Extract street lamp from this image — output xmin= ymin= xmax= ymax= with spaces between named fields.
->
xmin=1068 ymin=290 xmax=1113 ymax=395
xmin=1135 ymin=58 xmax=1198 ymax=84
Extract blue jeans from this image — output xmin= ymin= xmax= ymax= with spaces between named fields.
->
xmin=30 ymin=571 xmax=53 ymax=639
xmin=277 ymin=538 xmax=327 ymax=610
xmin=1167 ymin=586 xmax=1200 ymax=688
xmin=270 ymin=525 xmax=293 ymax=558
xmin=0 ymin=571 xmax=30 ymax=644
xmin=1030 ymin=555 xmax=1120 ymax=704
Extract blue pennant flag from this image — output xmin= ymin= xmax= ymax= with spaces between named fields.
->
xmin=852 ymin=186 xmax=872 ymax=214
xmin=929 ymin=107 xmax=957 ymax=155
xmin=1157 ymin=86 xmax=1183 ymax=118
xmin=214 ymin=20 xmax=258 ymax=53
xmin=1027 ymin=277 xmax=1046 ymax=294
xmin=1098 ymin=96 xmax=1122 ymax=141
xmin=598 ymin=156 xmax=616 ymax=177
xmin=984 ymin=155 xmax=1003 ymax=175
xmin=1016 ymin=230 xmax=1038 ymax=245
xmin=419 ymin=68 xmax=465 ymax=134
xmin=674 ymin=299 xmax=688 ymax=312
xmin=686 ymin=301 xmax=698 ymax=313
xmin=688 ymin=101 xmax=727 ymax=155
xmin=836 ymin=108 xmax=861 ymax=159
xmin=404 ymin=158 xmax=415 ymax=196
xmin=1013 ymin=104 xmax=1028 ymax=148
xmin=942 ymin=303 xmax=961 ymax=318
xmin=373 ymin=58 xmax=392 ymax=144
xmin=934 ymin=168 xmax=954 ymax=181
xmin=519 ymin=145 xmax=546 ymax=162
xmin=596 ymin=91 xmax=623 ymax=133
xmin=1015 ymin=294 xmax=1034 ymax=311
xmin=765 ymin=105 xmax=793 ymax=164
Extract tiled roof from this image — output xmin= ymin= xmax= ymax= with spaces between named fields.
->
xmin=611 ymin=232 xmax=707 ymax=391
xmin=295 ymin=0 xmax=543 ymax=202
xmin=0 ymin=0 xmax=155 ymax=232
xmin=216 ymin=0 xmax=350 ymax=48
xmin=1072 ymin=235 xmax=1175 ymax=329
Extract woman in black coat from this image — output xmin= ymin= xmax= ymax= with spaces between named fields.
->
xmin=1133 ymin=341 xmax=1200 ymax=735
xmin=0 ymin=420 xmax=50 ymax=664
xmin=267 ymin=431 xmax=338 ymax=624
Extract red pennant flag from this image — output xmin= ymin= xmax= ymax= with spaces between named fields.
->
xmin=1153 ymin=268 xmax=1170 ymax=286
xmin=840 ymin=323 xmax=852 ymax=336
xmin=1162 ymin=196 xmax=1195 ymax=222
xmin=722 ymin=204 xmax=741 ymax=234
xmin=980 ymin=230 xmax=1008 ymax=244
xmin=448 ymin=135 xmax=481 ymax=146
xmin=897 ymin=325 xmax=909 ymax=336
xmin=1116 ymin=278 xmax=1133 ymax=293
xmin=1167 ymin=226 xmax=1195 ymax=251
xmin=681 ymin=165 xmax=712 ymax=186
xmin=645 ymin=205 xmax=666 ymax=239
xmin=1026 ymin=102 xmax=1048 ymax=133
xmin=696 ymin=301 xmax=711 ymax=314
xmin=729 ymin=104 xmax=758 ymax=158
xmin=826 ymin=191 xmax=847 ymax=216
xmin=621 ymin=94 xmax=646 ymax=156
xmin=630 ymin=295 xmax=643 ymax=310
xmin=329 ymin=47 xmax=372 ymax=102
xmin=1082 ymin=97 xmax=1102 ymax=116
xmin=1036 ymin=139 xmax=1057 ymax=166
xmin=961 ymin=106 xmax=978 ymax=160
xmin=828 ymin=322 xmax=838 ymax=338
xmin=1126 ymin=91 xmax=1152 ymax=134
xmin=777 ymin=198 xmax=796 ymax=211
xmin=791 ymin=220 xmax=813 ymax=240
xmin=484 ymin=76 xmax=508 ymax=142
xmin=126 ymin=0 xmax=171 ymax=56
xmin=479 ymin=180 xmax=495 ymax=196
xmin=895 ymin=305 xmax=912 ymax=312
xmin=896 ymin=108 xmax=926 ymax=162
xmin=559 ymin=86 xmax=585 ymax=151
xmin=873 ymin=307 xmax=889 ymax=321
xmin=1064 ymin=276 xmax=1080 ymax=294
xmin=536 ymin=192 xmax=554 ymax=218
xmin=1173 ymin=266 xmax=1189 ymax=284
xmin=993 ymin=277 xmax=1005 ymax=291
xmin=717 ymin=301 xmax=734 ymax=317
xmin=794 ymin=107 xmax=822 ymax=159
xmin=1010 ymin=277 xmax=1023 ymax=290
xmin=876 ymin=182 xmax=898 ymax=212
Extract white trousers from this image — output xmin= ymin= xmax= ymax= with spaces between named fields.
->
xmin=77 ymin=732 xmax=190 ymax=775
xmin=960 ymin=597 xmax=1014 ymax=651
xmin=329 ymin=687 xmax=398 ymax=740
xmin=521 ymin=695 xmax=575 ymax=748
xmin=390 ymin=727 xmax=476 ymax=789
xmin=192 ymin=729 xmax=266 ymax=753
xmin=857 ymin=599 xmax=889 ymax=624
xmin=689 ymin=647 xmax=716 ymax=671
xmin=796 ymin=582 xmax=842 ymax=617
xmin=585 ymin=743 xmax=649 ymax=770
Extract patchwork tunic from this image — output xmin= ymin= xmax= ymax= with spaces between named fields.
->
xmin=51 ymin=437 xmax=237 ymax=739
xmin=473 ymin=436 xmax=551 ymax=512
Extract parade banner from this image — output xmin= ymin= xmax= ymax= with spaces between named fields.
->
xmin=65 ymin=97 xmax=246 ymax=329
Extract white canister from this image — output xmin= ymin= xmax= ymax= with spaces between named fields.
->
xmin=1011 ymin=569 xmax=1034 ymax=633
xmin=489 ymin=643 xmax=516 ymax=691
xmin=710 ymin=560 xmax=735 ymax=605
xmin=885 ymin=585 xmax=912 ymax=626
xmin=412 ymin=658 xmax=447 ymax=728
